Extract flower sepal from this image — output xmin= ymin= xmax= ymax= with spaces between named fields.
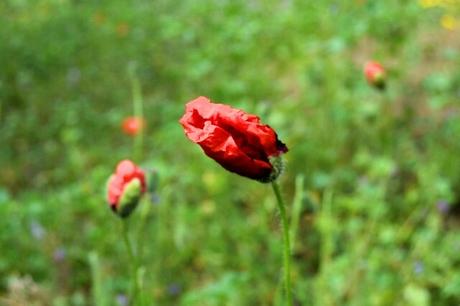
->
xmin=372 ymin=72 xmax=386 ymax=90
xmin=115 ymin=178 xmax=143 ymax=218
xmin=258 ymin=156 xmax=285 ymax=183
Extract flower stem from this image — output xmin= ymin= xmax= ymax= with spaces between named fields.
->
xmin=129 ymin=66 xmax=144 ymax=162
xmin=121 ymin=220 xmax=139 ymax=305
xmin=271 ymin=180 xmax=293 ymax=306
xmin=135 ymin=200 xmax=151 ymax=306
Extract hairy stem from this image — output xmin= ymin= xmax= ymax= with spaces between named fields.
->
xmin=272 ymin=180 xmax=293 ymax=306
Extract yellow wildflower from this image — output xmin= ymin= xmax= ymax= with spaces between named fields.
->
xmin=421 ymin=0 xmax=459 ymax=8
xmin=440 ymin=15 xmax=458 ymax=30
xmin=419 ymin=0 xmax=440 ymax=8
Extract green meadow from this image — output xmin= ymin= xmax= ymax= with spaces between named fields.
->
xmin=1 ymin=1 xmax=460 ymax=305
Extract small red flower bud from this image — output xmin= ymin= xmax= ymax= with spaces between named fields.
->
xmin=364 ymin=61 xmax=386 ymax=90
xmin=107 ymin=160 xmax=146 ymax=218
xmin=122 ymin=116 xmax=145 ymax=136
xmin=179 ymin=96 xmax=288 ymax=182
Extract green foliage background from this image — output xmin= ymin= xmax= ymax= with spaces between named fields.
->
xmin=1 ymin=0 xmax=460 ymax=305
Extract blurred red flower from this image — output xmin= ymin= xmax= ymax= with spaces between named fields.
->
xmin=179 ymin=96 xmax=288 ymax=182
xmin=364 ymin=61 xmax=386 ymax=89
xmin=122 ymin=116 xmax=144 ymax=136
xmin=107 ymin=160 xmax=146 ymax=217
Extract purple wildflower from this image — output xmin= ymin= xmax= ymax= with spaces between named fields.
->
xmin=436 ymin=200 xmax=450 ymax=215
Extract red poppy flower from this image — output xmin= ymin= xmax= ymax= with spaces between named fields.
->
xmin=107 ymin=160 xmax=146 ymax=217
xmin=122 ymin=116 xmax=145 ymax=136
xmin=179 ymin=96 xmax=288 ymax=182
xmin=364 ymin=61 xmax=386 ymax=89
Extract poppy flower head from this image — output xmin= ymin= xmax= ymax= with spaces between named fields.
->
xmin=107 ymin=160 xmax=146 ymax=217
xmin=122 ymin=116 xmax=145 ymax=136
xmin=179 ymin=96 xmax=288 ymax=182
xmin=364 ymin=61 xmax=386 ymax=90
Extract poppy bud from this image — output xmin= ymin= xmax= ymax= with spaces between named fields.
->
xmin=107 ymin=160 xmax=146 ymax=218
xmin=179 ymin=96 xmax=288 ymax=182
xmin=122 ymin=116 xmax=145 ymax=136
xmin=364 ymin=61 xmax=386 ymax=90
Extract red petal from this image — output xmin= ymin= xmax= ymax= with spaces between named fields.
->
xmin=196 ymin=121 xmax=273 ymax=180
xmin=116 ymin=160 xmax=136 ymax=178
xmin=179 ymin=96 xmax=287 ymax=181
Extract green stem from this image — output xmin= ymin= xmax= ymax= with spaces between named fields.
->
xmin=272 ymin=181 xmax=293 ymax=306
xmin=89 ymin=252 xmax=108 ymax=306
xmin=135 ymin=200 xmax=150 ymax=306
xmin=290 ymin=174 xmax=304 ymax=250
xmin=129 ymin=66 xmax=144 ymax=162
xmin=122 ymin=221 xmax=135 ymax=261
xmin=121 ymin=220 xmax=140 ymax=305
xmin=136 ymin=199 xmax=150 ymax=264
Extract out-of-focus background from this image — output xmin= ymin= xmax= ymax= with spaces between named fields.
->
xmin=1 ymin=0 xmax=460 ymax=305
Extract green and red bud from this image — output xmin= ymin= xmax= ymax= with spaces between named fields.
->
xmin=364 ymin=61 xmax=386 ymax=90
xmin=107 ymin=160 xmax=146 ymax=218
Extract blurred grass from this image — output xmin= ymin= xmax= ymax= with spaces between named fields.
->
xmin=1 ymin=0 xmax=460 ymax=305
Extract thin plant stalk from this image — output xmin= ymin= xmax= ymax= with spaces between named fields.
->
xmin=315 ymin=189 xmax=334 ymax=306
xmin=272 ymin=180 xmax=293 ymax=306
xmin=290 ymin=174 xmax=304 ymax=249
xmin=121 ymin=220 xmax=140 ymax=305
xmin=136 ymin=198 xmax=151 ymax=262
xmin=129 ymin=67 xmax=144 ymax=162
xmin=135 ymin=199 xmax=151 ymax=306
xmin=88 ymin=252 xmax=109 ymax=306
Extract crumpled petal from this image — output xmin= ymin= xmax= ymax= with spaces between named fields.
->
xmin=179 ymin=96 xmax=288 ymax=181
